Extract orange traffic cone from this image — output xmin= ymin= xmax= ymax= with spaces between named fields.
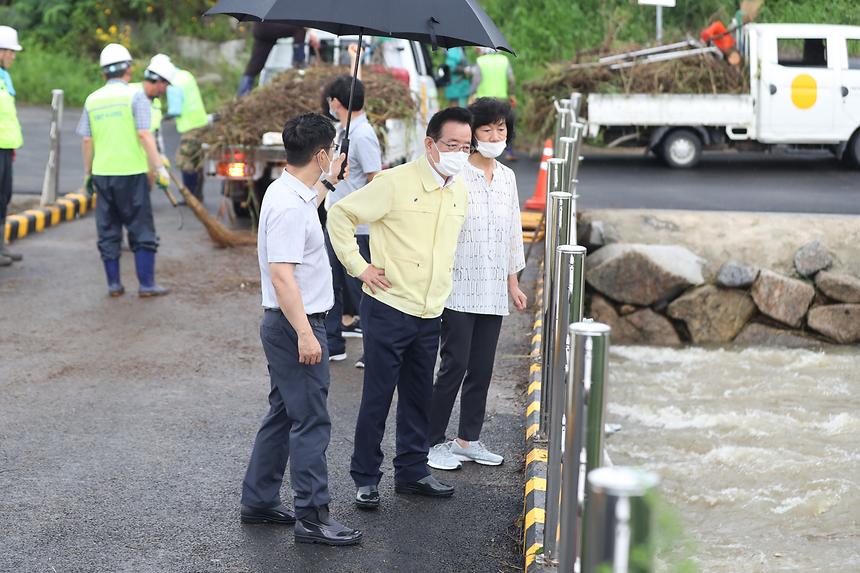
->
xmin=524 ymin=139 xmax=553 ymax=211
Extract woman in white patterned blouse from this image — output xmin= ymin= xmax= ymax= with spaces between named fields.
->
xmin=428 ymin=97 xmax=528 ymax=471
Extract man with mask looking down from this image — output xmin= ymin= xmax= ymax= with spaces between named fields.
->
xmin=327 ymin=107 xmax=472 ymax=509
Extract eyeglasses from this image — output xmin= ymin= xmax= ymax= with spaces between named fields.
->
xmin=436 ymin=140 xmax=472 ymax=154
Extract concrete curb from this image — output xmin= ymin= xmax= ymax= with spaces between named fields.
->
xmin=524 ymin=276 xmax=547 ymax=572
xmin=4 ymin=193 xmax=95 ymax=243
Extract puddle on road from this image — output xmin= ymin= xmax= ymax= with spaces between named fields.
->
xmin=605 ymin=345 xmax=860 ymax=572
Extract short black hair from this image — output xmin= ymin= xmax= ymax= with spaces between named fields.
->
xmin=324 ymin=75 xmax=365 ymax=111
xmin=281 ymin=113 xmax=336 ymax=167
xmin=468 ymin=97 xmax=515 ymax=145
xmin=426 ymin=107 xmax=473 ymax=141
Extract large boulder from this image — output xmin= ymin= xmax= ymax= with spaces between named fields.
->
xmin=733 ymin=323 xmax=824 ymax=349
xmin=750 ymin=270 xmax=815 ymax=328
xmin=667 ymin=285 xmax=756 ymax=343
xmin=794 ymin=240 xmax=833 ymax=277
xmin=625 ymin=308 xmax=682 ymax=346
xmin=585 ymin=244 xmax=705 ymax=306
xmin=715 ymin=260 xmax=759 ymax=289
xmin=815 ymin=272 xmax=860 ymax=304
xmin=807 ymin=305 xmax=860 ymax=344
xmin=588 ymin=294 xmax=637 ymax=343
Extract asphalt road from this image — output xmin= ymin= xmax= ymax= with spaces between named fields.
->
xmin=14 ymin=104 xmax=860 ymax=213
xmin=0 ymin=188 xmax=532 ymax=572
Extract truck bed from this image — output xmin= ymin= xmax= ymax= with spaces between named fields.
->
xmin=588 ymin=93 xmax=754 ymax=129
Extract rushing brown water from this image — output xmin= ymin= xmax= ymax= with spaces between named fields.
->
xmin=604 ymin=345 xmax=860 ymax=572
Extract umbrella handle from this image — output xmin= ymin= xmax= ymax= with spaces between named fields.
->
xmin=338 ymin=137 xmax=350 ymax=181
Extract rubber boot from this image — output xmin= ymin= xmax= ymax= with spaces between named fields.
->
xmin=103 ymin=259 xmax=125 ymax=297
xmin=182 ymin=170 xmax=203 ymax=203
xmin=134 ymin=250 xmax=170 ymax=298
xmin=0 ymin=218 xmax=22 ymax=261
xmin=237 ymin=74 xmax=255 ymax=97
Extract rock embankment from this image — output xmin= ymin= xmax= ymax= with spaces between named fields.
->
xmin=577 ymin=232 xmax=859 ymax=347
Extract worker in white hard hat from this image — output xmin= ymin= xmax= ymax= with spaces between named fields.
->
xmin=0 ymin=25 xmax=24 ymax=267
xmin=76 ymin=43 xmax=171 ymax=298
xmin=130 ymin=54 xmax=177 ymax=152
xmin=158 ymin=54 xmax=209 ymax=202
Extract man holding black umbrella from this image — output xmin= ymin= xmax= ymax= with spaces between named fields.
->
xmin=327 ymin=107 xmax=472 ymax=508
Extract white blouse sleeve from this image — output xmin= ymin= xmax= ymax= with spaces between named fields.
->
xmin=507 ymin=171 xmax=526 ymax=275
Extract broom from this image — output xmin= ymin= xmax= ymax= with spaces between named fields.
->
xmin=167 ymin=169 xmax=256 ymax=248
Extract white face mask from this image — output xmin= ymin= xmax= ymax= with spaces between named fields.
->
xmin=476 ymin=140 xmax=506 ymax=159
xmin=432 ymin=142 xmax=469 ymax=177
xmin=329 ymin=104 xmax=339 ymax=120
xmin=317 ymin=149 xmax=334 ymax=181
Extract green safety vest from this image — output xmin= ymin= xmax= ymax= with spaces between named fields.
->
xmin=130 ymin=82 xmax=163 ymax=133
xmin=0 ymin=78 xmax=23 ymax=150
xmin=173 ymin=69 xmax=208 ymax=134
xmin=84 ymin=82 xmax=149 ymax=176
xmin=475 ymin=53 xmax=510 ymax=99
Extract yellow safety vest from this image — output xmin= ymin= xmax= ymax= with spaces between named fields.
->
xmin=0 ymin=79 xmax=23 ymax=150
xmin=173 ymin=69 xmax=208 ymax=134
xmin=475 ymin=53 xmax=510 ymax=100
xmin=84 ymin=82 xmax=149 ymax=176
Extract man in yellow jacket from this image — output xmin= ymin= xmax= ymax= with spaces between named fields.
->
xmin=327 ymin=107 xmax=472 ymax=508
xmin=0 ymin=26 xmax=23 ymax=267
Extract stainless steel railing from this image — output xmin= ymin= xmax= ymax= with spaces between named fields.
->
xmin=534 ymin=91 xmax=660 ymax=573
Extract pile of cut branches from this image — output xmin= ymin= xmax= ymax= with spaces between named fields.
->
xmin=188 ymin=65 xmax=416 ymax=166
xmin=523 ymin=52 xmax=749 ymax=146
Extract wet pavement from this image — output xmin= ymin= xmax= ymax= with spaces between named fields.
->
xmin=0 ymin=185 xmax=535 ymax=572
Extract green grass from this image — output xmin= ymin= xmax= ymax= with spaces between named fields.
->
xmin=11 ymin=43 xmax=245 ymax=113
xmin=11 ymin=44 xmax=103 ymax=107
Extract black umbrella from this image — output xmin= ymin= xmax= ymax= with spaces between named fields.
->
xmin=205 ymin=0 xmax=513 ymax=177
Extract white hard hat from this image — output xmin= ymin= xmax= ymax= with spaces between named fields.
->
xmin=99 ymin=43 xmax=133 ymax=69
xmin=0 ymin=26 xmax=22 ymax=52
xmin=146 ymin=54 xmax=176 ymax=84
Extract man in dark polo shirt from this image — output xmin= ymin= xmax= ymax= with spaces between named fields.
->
xmin=239 ymin=112 xmax=361 ymax=546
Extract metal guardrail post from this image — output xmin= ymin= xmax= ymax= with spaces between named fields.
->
xmin=582 ymin=467 xmax=660 ymax=573
xmin=542 ymin=245 xmax=587 ymax=564
xmin=556 ymin=321 xmax=611 ymax=573
xmin=553 ymin=98 xmax=571 ymax=158
xmin=40 ymin=89 xmax=64 ymax=207
xmin=557 ymin=136 xmax=576 ymax=197
xmin=539 ymin=188 xmax=572 ymax=439
xmin=569 ymin=92 xmax=583 ymax=120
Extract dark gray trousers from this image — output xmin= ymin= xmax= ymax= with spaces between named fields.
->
xmin=428 ymin=309 xmax=504 ymax=446
xmin=0 ymin=149 xmax=12 ymax=221
xmin=93 ymin=174 xmax=157 ymax=260
xmin=241 ymin=311 xmax=332 ymax=515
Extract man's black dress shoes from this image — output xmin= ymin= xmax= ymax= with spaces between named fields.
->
xmin=295 ymin=506 xmax=362 ymax=546
xmin=240 ymin=503 xmax=296 ymax=525
xmin=394 ymin=474 xmax=455 ymax=497
xmin=355 ymin=485 xmax=380 ymax=509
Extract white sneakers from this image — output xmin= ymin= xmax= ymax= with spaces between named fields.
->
xmin=451 ymin=440 xmax=504 ymax=466
xmin=427 ymin=440 xmax=505 ymax=470
xmin=427 ymin=442 xmax=461 ymax=470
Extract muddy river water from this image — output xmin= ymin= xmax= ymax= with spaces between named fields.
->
xmin=604 ymin=345 xmax=860 ymax=572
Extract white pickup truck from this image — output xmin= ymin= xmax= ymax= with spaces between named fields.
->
xmin=587 ymin=24 xmax=860 ymax=168
xmin=206 ymin=32 xmax=439 ymax=215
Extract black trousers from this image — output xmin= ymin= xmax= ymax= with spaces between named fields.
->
xmin=324 ymin=231 xmax=370 ymax=355
xmin=242 ymin=311 xmax=332 ymax=516
xmin=0 ymin=149 xmax=12 ymax=221
xmin=245 ymin=22 xmax=307 ymax=76
xmin=428 ymin=309 xmax=504 ymax=446
xmin=351 ymin=296 xmax=441 ymax=486
xmin=93 ymin=173 xmax=157 ymax=260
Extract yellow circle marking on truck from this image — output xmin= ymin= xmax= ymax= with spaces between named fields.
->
xmin=791 ymin=74 xmax=817 ymax=110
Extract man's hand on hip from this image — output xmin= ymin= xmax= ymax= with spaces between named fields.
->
xmin=359 ymin=264 xmax=391 ymax=294
xmin=297 ymin=331 xmax=323 ymax=365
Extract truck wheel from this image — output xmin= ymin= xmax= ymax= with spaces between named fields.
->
xmin=661 ymin=129 xmax=702 ymax=169
xmin=845 ymin=132 xmax=860 ymax=169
